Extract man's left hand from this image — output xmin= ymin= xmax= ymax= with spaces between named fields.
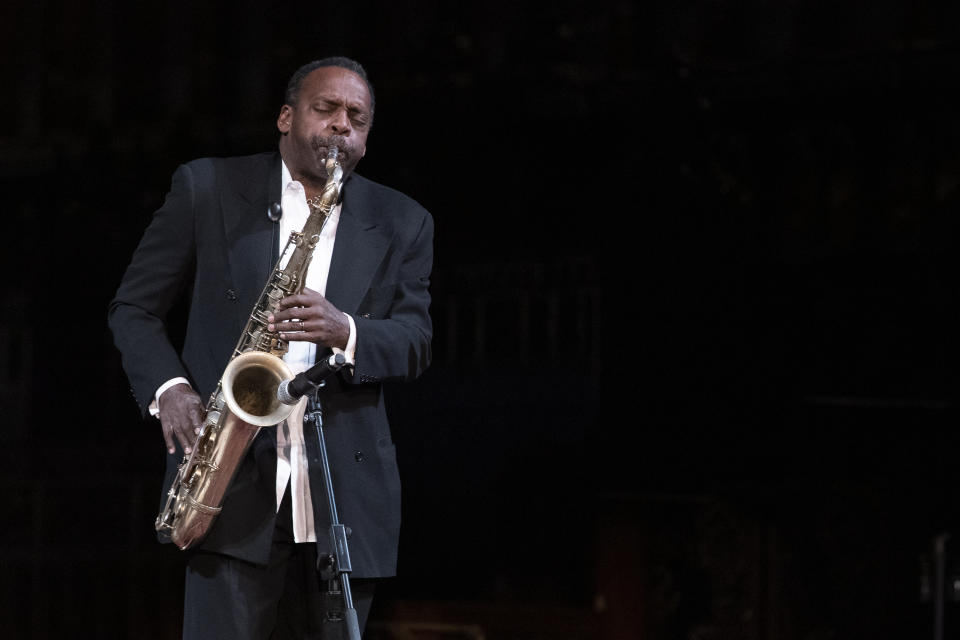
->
xmin=268 ymin=287 xmax=350 ymax=349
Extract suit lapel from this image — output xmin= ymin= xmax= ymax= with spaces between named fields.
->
xmin=326 ymin=176 xmax=390 ymax=315
xmin=221 ymin=153 xmax=282 ymax=327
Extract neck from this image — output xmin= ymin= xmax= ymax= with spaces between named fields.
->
xmin=279 ymin=147 xmax=326 ymax=200
xmin=294 ymin=172 xmax=327 ymax=201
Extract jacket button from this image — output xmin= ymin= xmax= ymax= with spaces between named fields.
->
xmin=225 ymin=288 xmax=237 ymax=300
xmin=354 ymin=451 xmax=364 ymax=462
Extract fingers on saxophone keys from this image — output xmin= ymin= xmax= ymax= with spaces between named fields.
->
xmin=163 ymin=418 xmax=192 ymax=455
xmin=176 ymin=422 xmax=194 ymax=455
xmin=277 ymin=293 xmax=309 ymax=310
xmin=283 ymin=325 xmax=309 ymax=340
xmin=268 ymin=312 xmax=294 ymax=331
xmin=162 ymin=423 xmax=176 ymax=454
xmin=267 ymin=314 xmax=306 ymax=334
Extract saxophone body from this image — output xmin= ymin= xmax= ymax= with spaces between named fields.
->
xmin=155 ymin=148 xmax=344 ymax=550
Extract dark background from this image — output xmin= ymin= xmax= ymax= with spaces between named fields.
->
xmin=2 ymin=1 xmax=960 ymax=638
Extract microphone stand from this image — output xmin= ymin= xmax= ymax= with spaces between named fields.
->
xmin=305 ymin=388 xmax=362 ymax=640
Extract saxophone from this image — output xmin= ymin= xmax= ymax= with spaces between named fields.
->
xmin=155 ymin=147 xmax=344 ymax=550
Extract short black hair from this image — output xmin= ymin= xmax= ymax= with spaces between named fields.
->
xmin=284 ymin=57 xmax=376 ymax=121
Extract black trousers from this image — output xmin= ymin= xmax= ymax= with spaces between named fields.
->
xmin=182 ymin=488 xmax=376 ymax=639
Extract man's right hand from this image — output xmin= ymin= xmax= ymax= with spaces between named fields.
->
xmin=157 ymin=383 xmax=205 ymax=455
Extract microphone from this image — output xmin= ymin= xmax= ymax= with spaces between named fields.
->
xmin=267 ymin=202 xmax=282 ymax=222
xmin=277 ymin=352 xmax=346 ymax=405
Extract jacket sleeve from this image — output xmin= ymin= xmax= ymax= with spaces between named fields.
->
xmin=107 ymin=163 xmax=198 ymax=416
xmin=350 ymin=208 xmax=434 ymax=384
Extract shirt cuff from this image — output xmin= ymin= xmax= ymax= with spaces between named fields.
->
xmin=149 ymin=376 xmax=192 ymax=417
xmin=332 ymin=313 xmax=357 ymax=370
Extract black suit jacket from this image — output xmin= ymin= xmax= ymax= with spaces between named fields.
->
xmin=108 ymin=151 xmax=433 ymax=576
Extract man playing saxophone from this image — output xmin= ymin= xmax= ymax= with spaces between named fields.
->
xmin=108 ymin=57 xmax=433 ymax=639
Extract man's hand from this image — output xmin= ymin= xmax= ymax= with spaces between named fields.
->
xmin=268 ymin=287 xmax=350 ymax=349
xmin=157 ymin=383 xmax=204 ymax=455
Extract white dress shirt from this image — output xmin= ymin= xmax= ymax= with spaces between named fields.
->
xmin=274 ymin=161 xmax=356 ymax=541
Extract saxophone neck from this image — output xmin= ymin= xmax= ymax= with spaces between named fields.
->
xmin=306 ymin=146 xmax=343 ymax=215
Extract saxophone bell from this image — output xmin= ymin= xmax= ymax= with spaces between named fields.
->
xmin=221 ymin=351 xmax=297 ymax=427
xmin=158 ymin=351 xmax=296 ymax=550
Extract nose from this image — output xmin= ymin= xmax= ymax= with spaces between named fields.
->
xmin=328 ymin=108 xmax=351 ymax=135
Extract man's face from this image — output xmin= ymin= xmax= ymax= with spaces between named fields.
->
xmin=277 ymin=65 xmax=372 ymax=185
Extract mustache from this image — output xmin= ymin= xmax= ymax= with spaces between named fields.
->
xmin=311 ymin=135 xmax=353 ymax=163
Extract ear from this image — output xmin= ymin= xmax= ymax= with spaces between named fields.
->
xmin=277 ymin=105 xmax=293 ymax=134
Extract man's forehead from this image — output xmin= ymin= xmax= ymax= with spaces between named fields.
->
xmin=302 ymin=67 xmax=371 ymax=106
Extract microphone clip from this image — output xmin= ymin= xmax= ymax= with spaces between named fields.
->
xmin=267 ymin=202 xmax=282 ymax=222
xmin=277 ymin=352 xmax=346 ymax=405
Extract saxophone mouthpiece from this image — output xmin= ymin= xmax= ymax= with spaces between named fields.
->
xmin=326 ymin=146 xmax=339 ymax=166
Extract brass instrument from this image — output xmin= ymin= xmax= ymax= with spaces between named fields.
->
xmin=155 ymin=147 xmax=344 ymax=550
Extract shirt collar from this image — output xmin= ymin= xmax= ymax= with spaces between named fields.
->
xmin=281 ymin=160 xmax=299 ymax=193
